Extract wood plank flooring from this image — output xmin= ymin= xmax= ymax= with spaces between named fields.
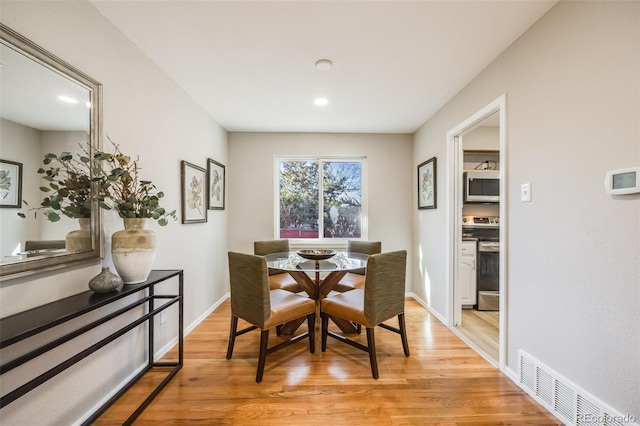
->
xmin=456 ymin=309 xmax=500 ymax=362
xmin=94 ymin=299 xmax=560 ymax=425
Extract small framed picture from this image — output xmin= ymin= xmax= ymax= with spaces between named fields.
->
xmin=207 ymin=158 xmax=225 ymax=210
xmin=0 ymin=159 xmax=23 ymax=208
xmin=181 ymin=161 xmax=207 ymax=224
xmin=417 ymin=157 xmax=437 ymax=209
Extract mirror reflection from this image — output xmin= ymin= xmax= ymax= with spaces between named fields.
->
xmin=0 ymin=24 xmax=102 ymax=277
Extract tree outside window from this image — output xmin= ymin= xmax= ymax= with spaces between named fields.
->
xmin=278 ymin=158 xmax=362 ymax=239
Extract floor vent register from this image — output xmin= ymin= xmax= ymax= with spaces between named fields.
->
xmin=518 ymin=350 xmax=637 ymax=426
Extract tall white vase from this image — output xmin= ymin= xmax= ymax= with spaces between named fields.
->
xmin=112 ymin=218 xmax=156 ymax=284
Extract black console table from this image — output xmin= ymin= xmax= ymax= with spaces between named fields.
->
xmin=0 ymin=269 xmax=183 ymax=425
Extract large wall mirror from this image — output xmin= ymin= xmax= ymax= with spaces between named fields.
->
xmin=0 ymin=24 xmax=103 ymax=278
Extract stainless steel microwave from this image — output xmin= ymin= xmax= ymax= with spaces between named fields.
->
xmin=464 ymin=170 xmax=500 ymax=203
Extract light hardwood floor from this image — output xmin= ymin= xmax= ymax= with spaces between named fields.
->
xmin=94 ymin=299 xmax=559 ymax=425
xmin=456 ymin=309 xmax=500 ymax=362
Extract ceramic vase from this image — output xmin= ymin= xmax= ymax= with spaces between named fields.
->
xmin=111 ymin=218 xmax=156 ymax=284
xmin=65 ymin=217 xmax=92 ymax=252
xmin=88 ymin=267 xmax=123 ymax=293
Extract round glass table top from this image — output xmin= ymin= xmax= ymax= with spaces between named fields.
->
xmin=265 ymin=251 xmax=368 ymax=272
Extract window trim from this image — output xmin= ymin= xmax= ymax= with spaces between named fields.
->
xmin=274 ymin=155 xmax=368 ymax=247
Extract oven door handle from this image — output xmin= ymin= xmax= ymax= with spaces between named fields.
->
xmin=478 ymin=242 xmax=500 ymax=252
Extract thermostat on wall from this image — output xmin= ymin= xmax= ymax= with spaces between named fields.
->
xmin=604 ymin=166 xmax=640 ymax=195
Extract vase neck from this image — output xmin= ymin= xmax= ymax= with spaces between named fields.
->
xmin=123 ymin=218 xmax=146 ymax=230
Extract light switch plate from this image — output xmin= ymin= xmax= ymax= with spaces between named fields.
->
xmin=521 ymin=183 xmax=532 ymax=202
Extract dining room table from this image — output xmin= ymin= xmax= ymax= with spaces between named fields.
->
xmin=264 ymin=250 xmax=368 ymax=355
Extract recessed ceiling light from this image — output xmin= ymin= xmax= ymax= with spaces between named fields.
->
xmin=315 ymin=59 xmax=332 ymax=71
xmin=314 ymin=98 xmax=329 ymax=106
xmin=58 ymin=95 xmax=79 ymax=104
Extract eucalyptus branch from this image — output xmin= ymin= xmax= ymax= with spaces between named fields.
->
xmin=17 ymin=143 xmax=93 ymax=222
xmin=92 ymin=137 xmax=177 ymax=226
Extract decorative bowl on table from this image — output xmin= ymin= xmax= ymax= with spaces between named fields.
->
xmin=296 ymin=249 xmax=337 ymax=260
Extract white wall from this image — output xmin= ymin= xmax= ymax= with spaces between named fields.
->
xmin=228 ymin=132 xmax=413 ymax=283
xmin=0 ymin=1 xmax=228 ymax=424
xmin=463 ymin=125 xmax=499 ymax=152
xmin=0 ymin=119 xmax=42 ymax=257
xmin=414 ymin=1 xmax=639 ymax=418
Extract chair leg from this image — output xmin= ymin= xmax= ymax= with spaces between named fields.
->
xmin=307 ymin=313 xmax=315 ymax=354
xmin=321 ymin=313 xmax=329 ymax=352
xmin=256 ymin=329 xmax=270 ymax=383
xmin=398 ymin=313 xmax=410 ymax=357
xmin=226 ymin=315 xmax=239 ymax=359
xmin=365 ymin=327 xmax=379 ymax=379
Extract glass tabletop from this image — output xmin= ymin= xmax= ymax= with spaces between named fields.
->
xmin=265 ymin=251 xmax=368 ymax=272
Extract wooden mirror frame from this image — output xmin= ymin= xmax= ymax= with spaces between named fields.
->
xmin=0 ymin=24 xmax=103 ymax=279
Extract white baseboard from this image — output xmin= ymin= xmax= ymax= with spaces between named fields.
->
xmin=407 ymin=292 xmax=447 ymax=325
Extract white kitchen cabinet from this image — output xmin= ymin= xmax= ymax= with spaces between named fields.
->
xmin=459 ymin=240 xmax=477 ymax=306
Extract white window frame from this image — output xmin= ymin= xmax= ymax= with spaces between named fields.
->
xmin=274 ymin=156 xmax=368 ymax=249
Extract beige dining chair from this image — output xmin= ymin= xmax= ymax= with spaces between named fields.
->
xmin=254 ymin=239 xmax=303 ymax=293
xmin=333 ymin=240 xmax=382 ymax=293
xmin=226 ymin=252 xmax=316 ymax=383
xmin=24 ymin=240 xmax=66 ymax=257
xmin=24 ymin=240 xmax=66 ymax=251
xmin=320 ymin=250 xmax=409 ymax=379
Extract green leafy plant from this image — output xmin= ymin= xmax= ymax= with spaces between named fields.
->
xmin=92 ymin=137 xmax=177 ymax=226
xmin=18 ymin=148 xmax=93 ymax=222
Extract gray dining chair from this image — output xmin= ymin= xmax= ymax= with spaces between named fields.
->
xmin=226 ymin=251 xmax=316 ymax=382
xmin=254 ymin=239 xmax=302 ymax=293
xmin=320 ymin=250 xmax=409 ymax=379
xmin=333 ymin=240 xmax=382 ymax=292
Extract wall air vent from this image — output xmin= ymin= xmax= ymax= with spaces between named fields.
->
xmin=520 ymin=355 xmax=535 ymax=390
xmin=555 ymin=380 xmax=574 ymax=423
xmin=536 ymin=366 xmax=553 ymax=406
xmin=518 ymin=350 xmax=638 ymax=426
xmin=576 ymin=395 xmax=599 ymax=426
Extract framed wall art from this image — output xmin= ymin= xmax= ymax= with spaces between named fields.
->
xmin=0 ymin=159 xmax=23 ymax=208
xmin=417 ymin=157 xmax=437 ymax=209
xmin=207 ymin=158 xmax=225 ymax=210
xmin=181 ymin=160 xmax=207 ymax=224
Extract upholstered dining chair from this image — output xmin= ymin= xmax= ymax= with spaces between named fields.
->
xmin=333 ymin=240 xmax=382 ymax=293
xmin=254 ymin=239 xmax=302 ymax=293
xmin=226 ymin=252 xmax=316 ymax=383
xmin=24 ymin=240 xmax=66 ymax=257
xmin=320 ymin=250 xmax=409 ymax=379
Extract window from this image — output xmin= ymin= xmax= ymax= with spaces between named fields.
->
xmin=276 ymin=157 xmax=366 ymax=240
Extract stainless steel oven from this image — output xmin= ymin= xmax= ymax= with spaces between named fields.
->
xmin=477 ymin=240 xmax=499 ymax=310
xmin=462 ymin=216 xmax=500 ymax=311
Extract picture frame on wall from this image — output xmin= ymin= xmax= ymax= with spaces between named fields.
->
xmin=417 ymin=157 xmax=437 ymax=209
xmin=207 ymin=158 xmax=225 ymax=210
xmin=0 ymin=159 xmax=23 ymax=208
xmin=181 ymin=160 xmax=207 ymax=224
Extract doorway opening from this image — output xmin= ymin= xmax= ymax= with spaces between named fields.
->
xmin=446 ymin=95 xmax=507 ymax=371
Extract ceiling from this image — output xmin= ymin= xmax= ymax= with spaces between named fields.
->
xmin=5 ymin=1 xmax=558 ymax=134
xmin=0 ymin=43 xmax=91 ymax=131
xmin=88 ymin=1 xmax=557 ymax=134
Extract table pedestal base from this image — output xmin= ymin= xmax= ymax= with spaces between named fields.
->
xmin=282 ymin=270 xmax=358 ymax=354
